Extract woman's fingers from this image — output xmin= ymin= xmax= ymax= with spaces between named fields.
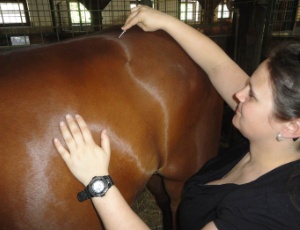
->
xmin=123 ymin=11 xmax=140 ymax=30
xmin=56 ymin=114 xmax=92 ymax=156
xmin=65 ymin=114 xmax=85 ymax=146
xmin=122 ymin=5 xmax=150 ymax=31
xmin=122 ymin=5 xmax=167 ymax=32
xmin=101 ymin=130 xmax=111 ymax=156
xmin=54 ymin=115 xmax=111 ymax=185
xmin=56 ymin=115 xmax=109 ymax=156
xmin=74 ymin=114 xmax=95 ymax=145
xmin=125 ymin=5 xmax=142 ymax=23
xmin=130 ymin=4 xmax=142 ymax=13
xmin=53 ymin=138 xmax=71 ymax=163
xmin=59 ymin=120 xmax=77 ymax=152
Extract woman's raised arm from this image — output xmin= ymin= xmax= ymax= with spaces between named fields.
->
xmin=123 ymin=5 xmax=249 ymax=110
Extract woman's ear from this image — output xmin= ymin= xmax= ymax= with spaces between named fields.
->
xmin=281 ymin=119 xmax=300 ymax=139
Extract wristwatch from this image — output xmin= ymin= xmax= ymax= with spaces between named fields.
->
xmin=77 ymin=175 xmax=114 ymax=202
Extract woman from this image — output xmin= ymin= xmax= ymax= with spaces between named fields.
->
xmin=54 ymin=6 xmax=300 ymax=230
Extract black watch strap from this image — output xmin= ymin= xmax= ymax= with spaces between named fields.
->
xmin=77 ymin=188 xmax=91 ymax=202
xmin=77 ymin=175 xmax=114 ymax=202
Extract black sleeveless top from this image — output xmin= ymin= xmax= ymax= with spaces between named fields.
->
xmin=178 ymin=140 xmax=300 ymax=230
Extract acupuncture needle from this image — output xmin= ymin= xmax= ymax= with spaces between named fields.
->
xmin=118 ymin=30 xmax=126 ymax=38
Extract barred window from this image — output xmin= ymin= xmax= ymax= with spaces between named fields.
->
xmin=0 ymin=1 xmax=29 ymax=26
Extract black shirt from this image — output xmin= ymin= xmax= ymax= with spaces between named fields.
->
xmin=178 ymin=140 xmax=300 ymax=230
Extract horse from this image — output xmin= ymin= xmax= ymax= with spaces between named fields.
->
xmin=0 ymin=27 xmax=223 ymax=229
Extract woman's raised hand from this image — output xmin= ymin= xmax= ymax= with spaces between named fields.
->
xmin=122 ymin=5 xmax=173 ymax=32
xmin=54 ymin=114 xmax=111 ymax=186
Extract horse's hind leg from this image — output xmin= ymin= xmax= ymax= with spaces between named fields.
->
xmin=146 ymin=174 xmax=182 ymax=230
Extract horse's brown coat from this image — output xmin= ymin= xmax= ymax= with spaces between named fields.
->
xmin=0 ymin=27 xmax=223 ymax=229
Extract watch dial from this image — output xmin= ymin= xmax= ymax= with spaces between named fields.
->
xmin=92 ymin=180 xmax=105 ymax=193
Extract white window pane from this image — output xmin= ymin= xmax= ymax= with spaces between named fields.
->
xmin=218 ymin=4 xmax=230 ymax=19
xmin=0 ymin=3 xmax=26 ymax=24
xmin=11 ymin=36 xmax=30 ymax=45
xmin=69 ymin=2 xmax=91 ymax=24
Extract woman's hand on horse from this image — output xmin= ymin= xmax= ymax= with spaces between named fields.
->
xmin=54 ymin=114 xmax=110 ymax=186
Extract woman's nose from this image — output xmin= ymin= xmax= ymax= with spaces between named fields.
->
xmin=235 ymin=86 xmax=248 ymax=103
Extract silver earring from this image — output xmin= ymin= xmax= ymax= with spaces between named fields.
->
xmin=276 ymin=133 xmax=284 ymax=142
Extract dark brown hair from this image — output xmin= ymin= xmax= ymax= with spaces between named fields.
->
xmin=268 ymin=41 xmax=300 ymax=211
xmin=268 ymin=42 xmax=300 ymax=121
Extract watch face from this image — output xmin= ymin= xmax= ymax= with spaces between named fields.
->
xmin=92 ymin=180 xmax=105 ymax=193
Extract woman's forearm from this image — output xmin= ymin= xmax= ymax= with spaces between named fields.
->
xmin=92 ymin=187 xmax=150 ymax=230
xmin=162 ymin=17 xmax=231 ymax=74
xmin=160 ymin=16 xmax=248 ymax=109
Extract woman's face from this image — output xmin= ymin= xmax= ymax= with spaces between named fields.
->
xmin=232 ymin=60 xmax=278 ymax=141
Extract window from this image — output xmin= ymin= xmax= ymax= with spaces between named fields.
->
xmin=10 ymin=35 xmax=29 ymax=45
xmin=296 ymin=2 xmax=300 ymax=22
xmin=292 ymin=1 xmax=300 ymax=35
xmin=0 ymin=1 xmax=29 ymax=26
xmin=57 ymin=1 xmax=91 ymax=31
xmin=217 ymin=3 xmax=230 ymax=19
xmin=180 ymin=1 xmax=200 ymax=22
xmin=69 ymin=2 xmax=91 ymax=25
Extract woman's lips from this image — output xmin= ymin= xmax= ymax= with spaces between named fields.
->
xmin=236 ymin=104 xmax=242 ymax=115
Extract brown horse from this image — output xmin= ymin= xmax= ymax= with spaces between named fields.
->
xmin=0 ymin=27 xmax=223 ymax=229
